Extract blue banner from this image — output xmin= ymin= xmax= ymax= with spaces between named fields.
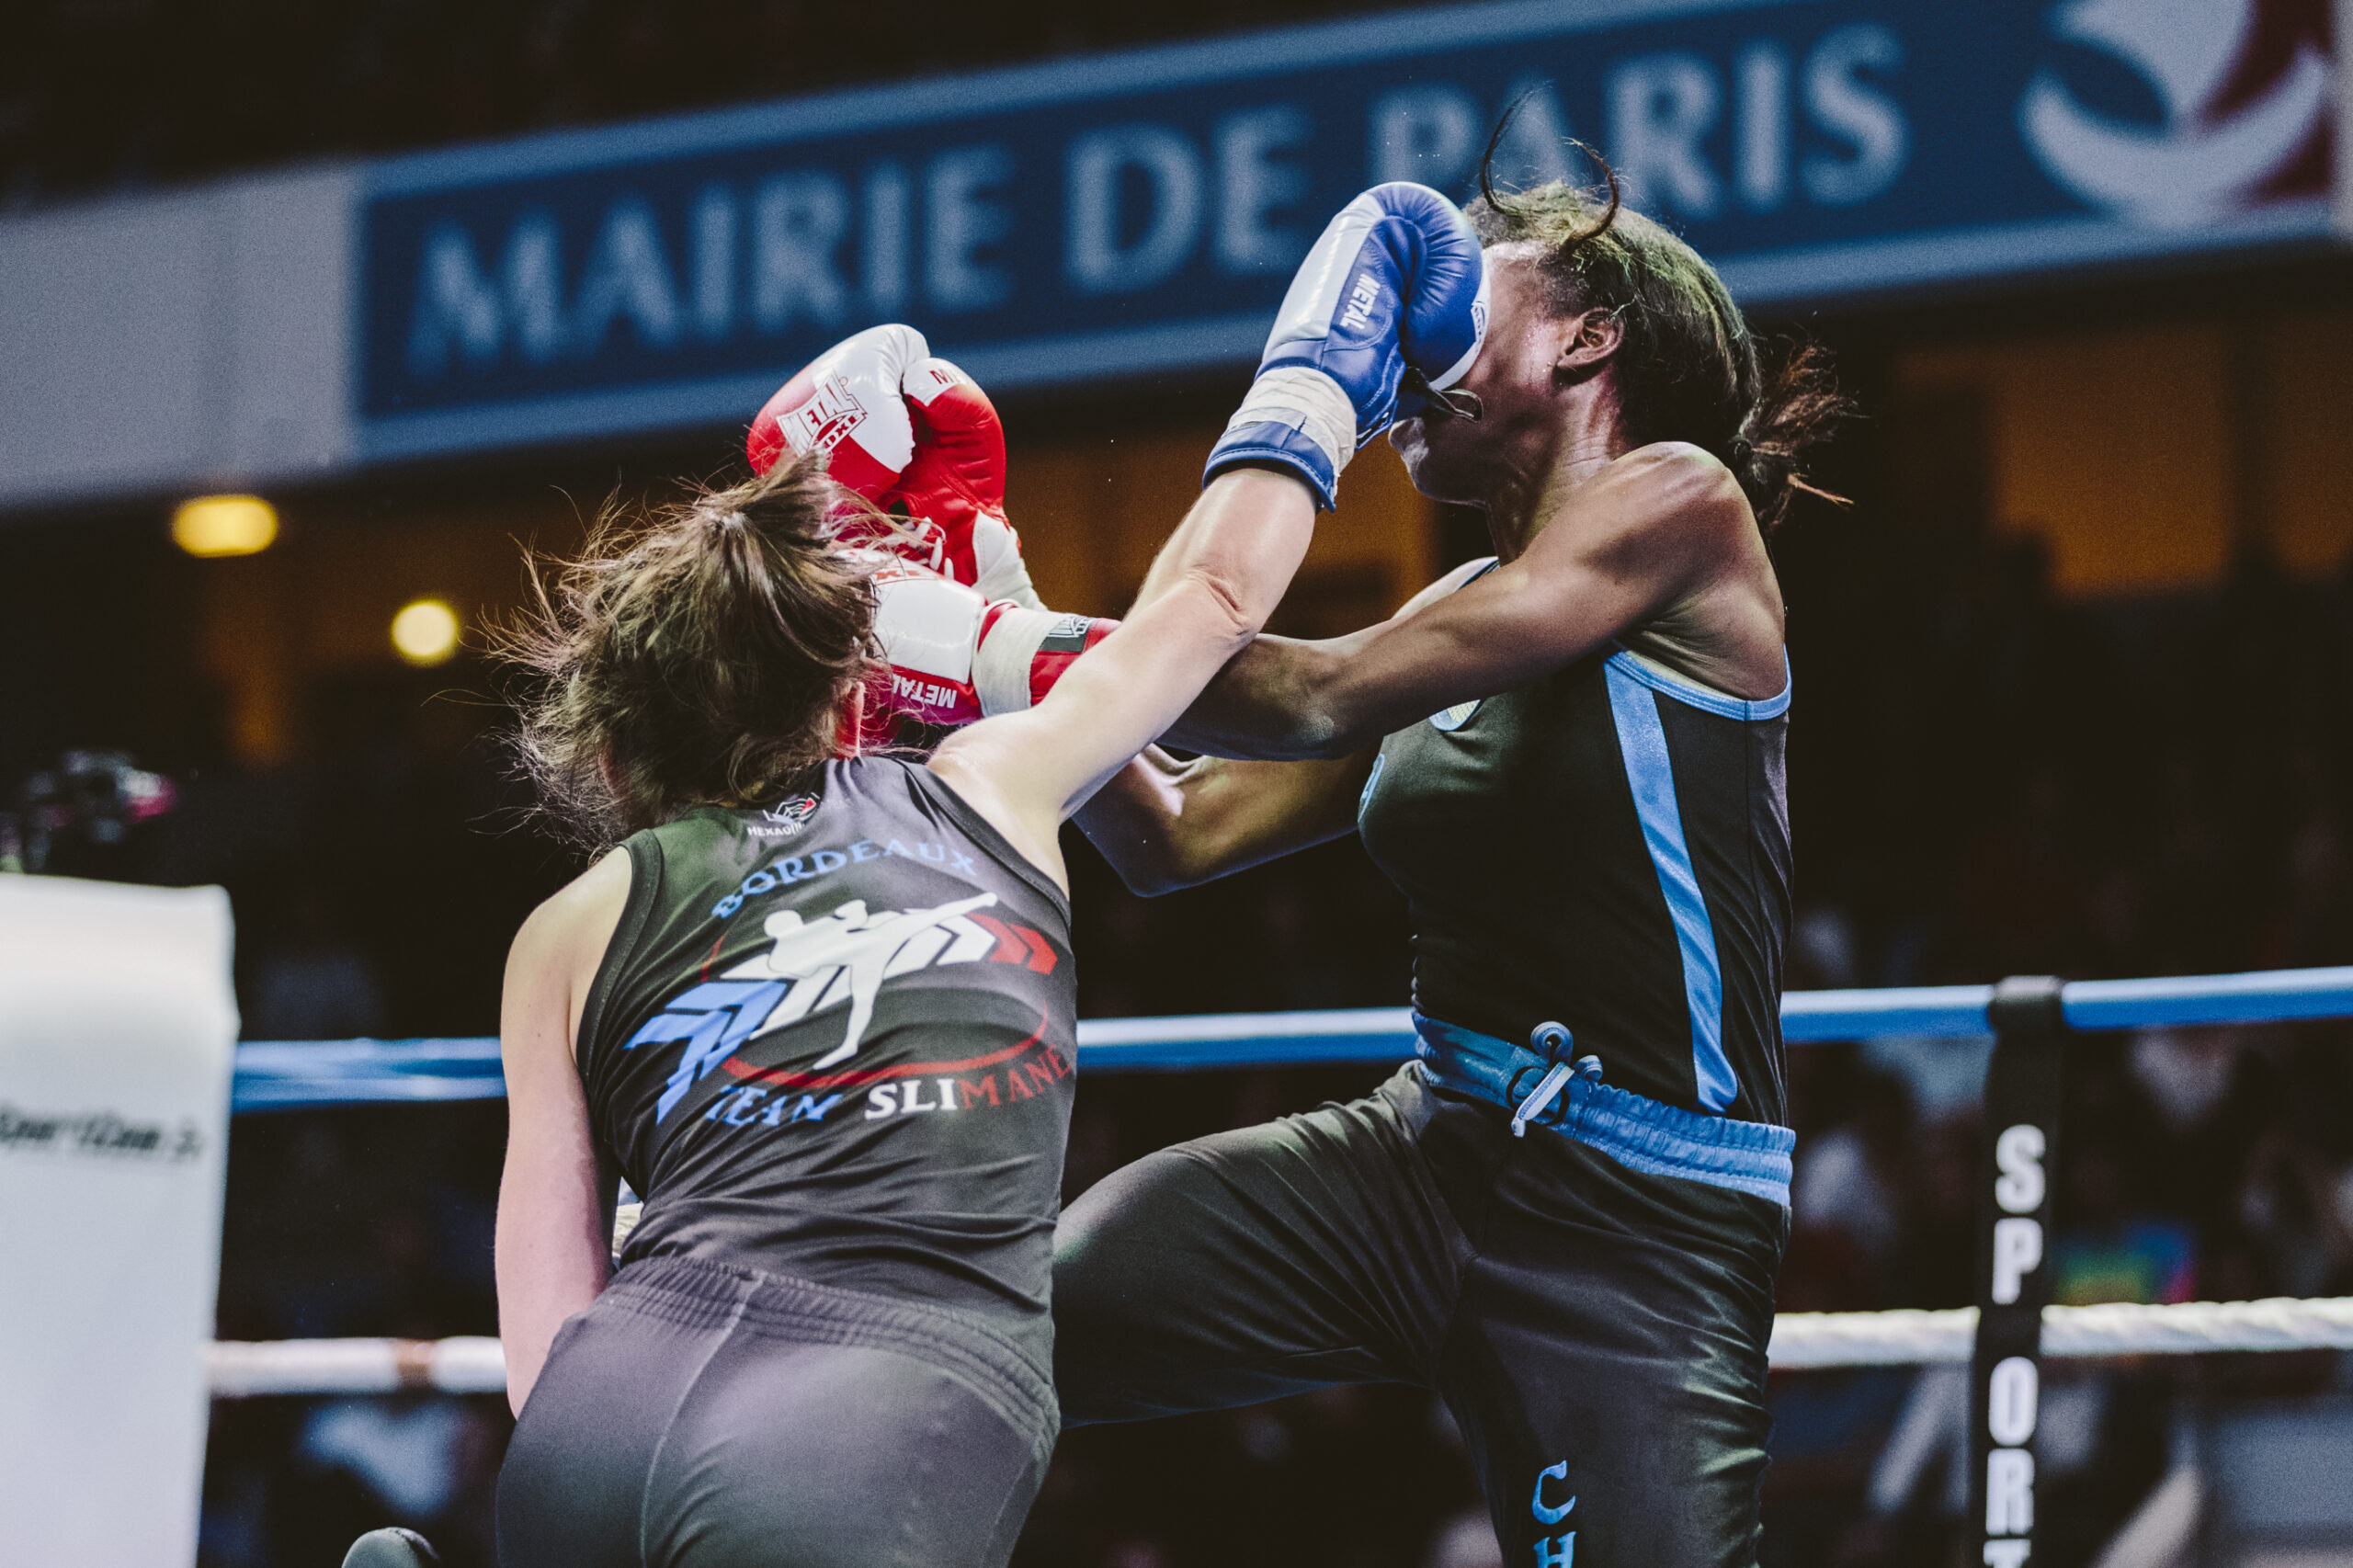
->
xmin=357 ymin=0 xmax=2338 ymax=460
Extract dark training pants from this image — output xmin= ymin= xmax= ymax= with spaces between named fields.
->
xmin=1053 ymin=1066 xmax=1789 ymax=1568
xmin=496 ymin=1258 xmax=1055 ymax=1568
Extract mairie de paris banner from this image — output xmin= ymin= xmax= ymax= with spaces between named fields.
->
xmin=357 ymin=0 xmax=2343 ymax=461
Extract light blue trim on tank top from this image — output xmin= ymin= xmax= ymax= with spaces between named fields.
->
xmin=1412 ymin=1015 xmax=1794 ymax=1207
xmin=1603 ymin=646 xmax=1792 ymax=720
xmin=1604 ymin=654 xmax=1741 ymax=1111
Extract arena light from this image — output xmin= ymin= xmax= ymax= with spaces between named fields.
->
xmin=390 ymin=597 xmax=461 ymax=666
xmin=171 ymin=494 xmax=278 ymax=557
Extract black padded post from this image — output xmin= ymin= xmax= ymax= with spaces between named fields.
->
xmin=1972 ymin=974 xmax=2067 ymax=1568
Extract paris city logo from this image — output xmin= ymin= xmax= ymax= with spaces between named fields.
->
xmin=626 ymin=892 xmax=1060 ymax=1121
xmin=2020 ymin=0 xmax=2333 ymax=225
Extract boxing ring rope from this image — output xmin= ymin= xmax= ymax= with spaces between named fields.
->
xmin=214 ymin=964 xmax=2353 ymax=1395
xmin=203 ymin=1296 xmax=2353 ymax=1398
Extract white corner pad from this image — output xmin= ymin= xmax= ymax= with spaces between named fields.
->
xmin=1221 ymin=366 xmax=1359 ymax=475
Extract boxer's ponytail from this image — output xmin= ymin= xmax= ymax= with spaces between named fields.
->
xmin=1470 ymin=111 xmax=1850 ymax=531
xmin=498 ymin=454 xmax=879 ymax=849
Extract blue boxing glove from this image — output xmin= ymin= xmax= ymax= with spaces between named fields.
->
xmin=1205 ymin=183 xmax=1489 ymax=509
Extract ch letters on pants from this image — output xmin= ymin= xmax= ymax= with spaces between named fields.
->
xmin=1530 ymin=1460 xmax=1576 ymax=1564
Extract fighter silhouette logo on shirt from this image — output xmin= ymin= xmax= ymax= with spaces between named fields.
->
xmin=625 ymin=892 xmax=1058 ymax=1121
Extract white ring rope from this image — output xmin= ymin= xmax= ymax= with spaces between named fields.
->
xmin=1767 ymin=1295 xmax=2353 ymax=1369
xmin=205 ymin=1296 xmax=2353 ymax=1395
xmin=207 ymin=1335 xmax=507 ymax=1398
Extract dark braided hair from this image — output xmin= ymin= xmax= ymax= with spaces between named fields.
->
xmin=1470 ymin=113 xmax=1850 ymax=531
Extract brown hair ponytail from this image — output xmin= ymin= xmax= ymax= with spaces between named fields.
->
xmin=497 ymin=454 xmax=878 ymax=850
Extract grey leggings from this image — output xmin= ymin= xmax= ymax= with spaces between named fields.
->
xmin=496 ymin=1258 xmax=1056 ymax=1568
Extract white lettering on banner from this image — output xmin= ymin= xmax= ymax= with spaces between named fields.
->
xmin=1995 ymin=1123 xmax=2046 ymax=1212
xmin=1736 ymin=45 xmax=1790 ymax=210
xmin=864 ymin=162 xmax=912 ymax=314
xmin=573 ymin=199 xmax=683 ymax=352
xmin=1216 ymin=106 xmax=1311 ymax=274
xmin=505 ymin=215 xmax=569 ymax=362
xmin=690 ymin=187 xmax=736 ymax=341
xmin=1803 ymin=25 xmax=1907 ymax=205
xmin=1611 ymin=53 xmax=1722 ymax=217
xmin=407 ymin=213 xmax=563 ymax=375
xmin=1067 ymin=125 xmax=1204 ymax=292
xmin=928 ymin=147 xmax=1014 ymax=310
xmin=1991 ymin=1215 xmax=2043 ymax=1305
xmin=1372 ymin=80 xmax=1578 ymax=191
xmin=1985 ymin=1447 xmax=2035 ymax=1536
xmin=754 ymin=173 xmax=852 ymax=332
xmin=408 ymin=226 xmax=503 ymax=372
xmin=1603 ymin=29 xmax=1909 ymax=226
xmin=390 ymin=29 xmax=1926 ymax=394
xmin=1370 ymin=86 xmax=1482 ymax=186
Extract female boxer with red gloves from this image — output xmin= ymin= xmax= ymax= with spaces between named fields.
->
xmin=434 ymin=184 xmax=1489 ymax=1568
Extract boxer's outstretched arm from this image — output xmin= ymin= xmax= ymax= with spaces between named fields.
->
xmin=1165 ymin=444 xmax=1762 ymax=761
xmin=928 ymin=470 xmax=1316 ymax=891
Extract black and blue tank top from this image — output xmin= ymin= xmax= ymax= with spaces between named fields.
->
xmin=575 ymin=758 xmax=1076 ymax=1323
xmin=1358 ymin=597 xmax=1791 ymax=1129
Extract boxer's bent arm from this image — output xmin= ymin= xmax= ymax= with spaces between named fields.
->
xmin=1077 ymin=745 xmax=1375 ymax=895
xmin=1166 ymin=444 xmax=1756 ymax=761
xmin=1073 ymin=557 xmax=1482 ymax=891
xmin=494 ymin=848 xmax=630 ymax=1415
xmin=929 ymin=469 xmax=1317 ymax=888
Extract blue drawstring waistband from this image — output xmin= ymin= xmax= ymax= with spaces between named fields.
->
xmin=1412 ymin=1015 xmax=1796 ymax=1207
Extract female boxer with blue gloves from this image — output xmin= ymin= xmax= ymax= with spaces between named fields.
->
xmin=1058 ymin=162 xmax=1844 ymax=1568
xmin=345 ymin=184 xmax=1486 ymax=1568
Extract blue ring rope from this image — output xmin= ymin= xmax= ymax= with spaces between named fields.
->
xmin=230 ymin=964 xmax=2353 ymax=1112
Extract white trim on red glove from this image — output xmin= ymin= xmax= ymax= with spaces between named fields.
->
xmin=867 ymin=558 xmax=1113 ymax=727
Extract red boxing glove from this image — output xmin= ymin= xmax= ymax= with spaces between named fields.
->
xmin=866 ymin=556 xmax=986 ymax=732
xmin=750 ymin=326 xmax=1042 ymax=608
xmin=979 ymin=603 xmax=1117 ymax=710
xmin=845 ymin=556 xmax=1117 ymax=754
xmin=747 ymin=324 xmax=925 ymax=498
xmin=897 ymin=358 xmax=1040 ymax=608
